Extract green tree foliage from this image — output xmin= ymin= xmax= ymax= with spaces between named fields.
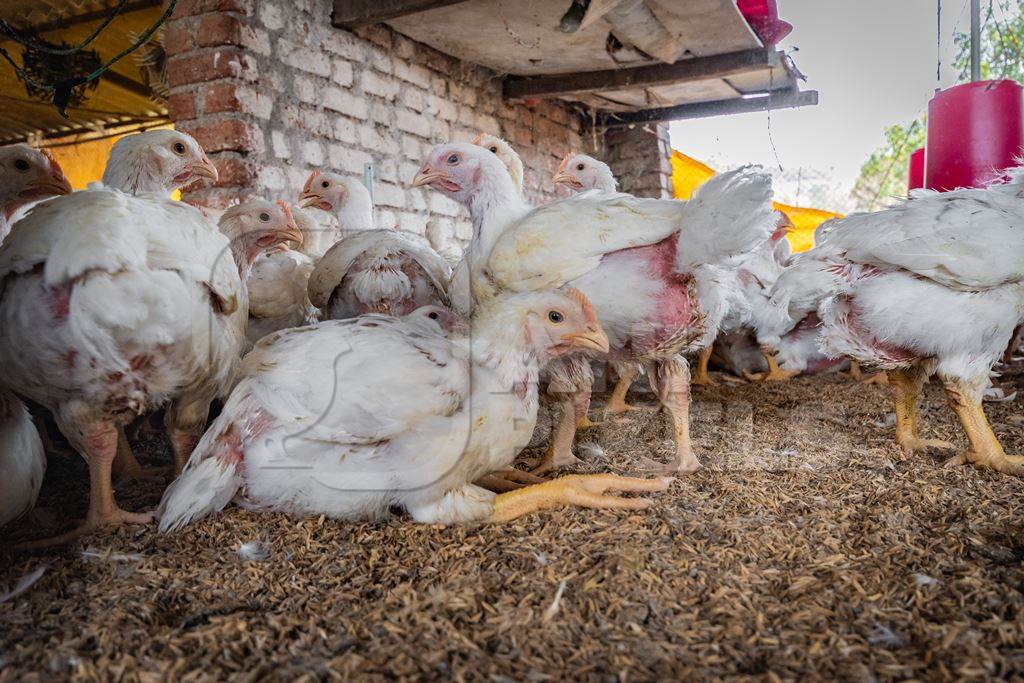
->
xmin=850 ymin=116 xmax=926 ymax=211
xmin=852 ymin=1 xmax=1023 ymax=210
xmin=954 ymin=0 xmax=1024 ymax=82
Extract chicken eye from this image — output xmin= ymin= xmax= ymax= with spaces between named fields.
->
xmin=548 ymin=310 xmax=564 ymax=324
xmin=489 ymin=146 xmax=497 ymax=153
xmin=173 ymin=142 xmax=186 ymax=154
xmin=576 ymin=163 xmax=585 ymax=171
xmin=446 ymin=154 xmax=459 ymax=165
xmin=13 ymin=158 xmax=30 ymax=172
xmin=428 ymin=311 xmax=439 ymax=320
xmin=258 ymin=212 xmax=271 ymax=222
xmin=322 ymin=180 xmax=330 ymax=188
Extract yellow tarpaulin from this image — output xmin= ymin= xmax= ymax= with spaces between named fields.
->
xmin=670 ymin=150 xmax=841 ymax=253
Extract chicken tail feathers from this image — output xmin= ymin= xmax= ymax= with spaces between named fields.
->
xmin=674 ymin=166 xmax=775 ymax=275
xmin=156 ymin=390 xmax=260 ymax=533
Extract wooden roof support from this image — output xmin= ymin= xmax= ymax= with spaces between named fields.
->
xmin=332 ymin=0 xmax=472 ymax=29
xmin=504 ymin=48 xmax=778 ymax=101
xmin=595 ymin=88 xmax=819 ymax=128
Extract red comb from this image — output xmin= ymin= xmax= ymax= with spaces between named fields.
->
xmin=556 ymin=152 xmax=575 ymax=174
xmin=301 ymin=170 xmax=321 ymax=193
xmin=276 ymin=199 xmax=294 ymax=223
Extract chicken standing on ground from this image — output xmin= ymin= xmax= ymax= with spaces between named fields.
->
xmin=302 ymin=171 xmax=451 ymax=319
xmin=468 ymin=141 xmax=602 ymax=434
xmin=552 ymin=152 xmax=651 ymax=413
xmin=735 ymin=213 xmax=846 ymax=381
xmin=0 ymin=184 xmax=299 ymax=544
xmin=157 ymin=289 xmax=671 ymax=530
xmin=779 ymin=170 xmax=1024 ymax=474
xmin=415 ymin=143 xmax=774 ymax=474
xmin=0 ymin=145 xmax=71 ymax=528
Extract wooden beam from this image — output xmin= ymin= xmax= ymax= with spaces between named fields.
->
xmin=595 ymin=89 xmax=819 ymax=128
xmin=504 ymin=48 xmax=777 ymax=101
xmin=101 ymin=70 xmax=154 ymax=100
xmin=331 ymin=0 xmax=471 ymax=29
xmin=0 ymin=1 xmax=161 ymax=44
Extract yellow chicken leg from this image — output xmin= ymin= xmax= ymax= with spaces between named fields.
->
xmin=690 ymin=347 xmax=717 ymax=386
xmin=889 ymin=368 xmax=954 ymax=458
xmin=942 ymin=380 xmax=1024 ymax=476
xmin=604 ymin=363 xmax=640 ymax=415
xmin=744 ymin=346 xmax=799 ymax=382
xmin=487 ymin=474 xmax=673 ymax=522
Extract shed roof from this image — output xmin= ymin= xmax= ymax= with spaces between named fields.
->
xmin=0 ymin=1 xmax=167 ymax=145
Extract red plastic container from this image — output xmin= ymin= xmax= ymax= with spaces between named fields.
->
xmin=907 ymin=147 xmax=925 ymax=192
xmin=736 ymin=0 xmax=793 ymax=45
xmin=925 ymin=79 xmax=1024 ymax=191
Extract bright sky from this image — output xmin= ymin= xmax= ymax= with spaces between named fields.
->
xmin=669 ymin=0 xmax=974 ymax=210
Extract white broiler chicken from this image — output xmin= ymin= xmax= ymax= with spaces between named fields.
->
xmin=425 ymin=220 xmax=464 ymax=269
xmin=774 ymin=172 xmax=1024 ymax=475
xmin=552 ymin=152 xmax=652 ymax=413
xmin=415 ymin=143 xmax=773 ymax=474
xmin=1 ymin=144 xmax=73 ymax=242
xmin=301 ymin=171 xmax=450 ymax=319
xmin=471 ymin=133 xmax=525 ymax=196
xmin=0 ymin=146 xmax=70 ymax=528
xmin=102 ymin=128 xmax=218 ymax=197
xmin=158 ymin=289 xmax=670 ymax=530
xmin=0 ymin=183 xmax=299 ymax=544
xmin=729 ymin=212 xmax=845 ymax=381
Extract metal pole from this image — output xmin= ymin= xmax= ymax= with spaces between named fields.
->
xmin=362 ymin=161 xmax=374 ymax=206
xmin=970 ymin=0 xmax=981 ymax=81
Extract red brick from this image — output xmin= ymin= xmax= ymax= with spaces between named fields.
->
xmin=162 ymin=21 xmax=195 ymax=56
xmin=197 ymin=13 xmax=243 ymax=47
xmin=167 ymin=50 xmax=245 ymax=87
xmin=212 ymin=156 xmax=254 ymax=186
xmin=183 ymin=118 xmax=253 ymax=153
xmin=166 ymin=91 xmax=197 ymax=121
xmin=202 ymin=81 xmax=240 ymax=114
xmin=170 ymin=0 xmax=249 ymax=19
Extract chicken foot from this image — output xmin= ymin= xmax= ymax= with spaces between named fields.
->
xmin=18 ymin=419 xmax=152 ymax=548
xmin=165 ymin=398 xmax=211 ymax=474
xmin=487 ymin=473 xmax=674 ymax=522
xmin=845 ymin=360 xmax=888 ymax=385
xmin=744 ymin=346 xmax=799 ymax=382
xmin=638 ymin=357 xmax=701 ymax=474
xmin=942 ymin=380 xmax=1024 ymax=476
xmin=112 ymin=426 xmax=167 ymax=483
xmin=889 ymin=367 xmax=954 ymax=458
xmin=475 ymin=468 xmax=548 ymax=493
xmin=690 ymin=347 xmax=717 ymax=386
xmin=604 ymin=362 xmax=640 ymax=415
xmin=527 ymin=392 xmax=582 ymax=475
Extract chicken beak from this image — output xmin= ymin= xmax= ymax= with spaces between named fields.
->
xmin=562 ymin=324 xmax=610 ymax=354
xmin=190 ymin=157 xmax=219 ymax=184
xmin=298 ymin=192 xmax=321 ymax=209
xmin=412 ymin=164 xmax=446 ymax=188
xmin=551 ymin=171 xmax=574 ymax=186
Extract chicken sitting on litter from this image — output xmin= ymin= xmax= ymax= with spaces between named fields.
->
xmin=157 ymin=289 xmax=670 ymax=530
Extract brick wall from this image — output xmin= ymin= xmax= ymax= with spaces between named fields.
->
xmin=164 ymin=0 xmax=671 ymax=244
xmin=605 ymin=123 xmax=674 ymax=199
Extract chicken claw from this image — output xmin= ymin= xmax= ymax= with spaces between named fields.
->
xmin=475 ymin=469 xmax=548 ymax=493
xmin=487 ymin=473 xmax=674 ymax=522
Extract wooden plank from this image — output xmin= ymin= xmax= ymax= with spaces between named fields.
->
xmin=594 ymin=89 xmax=818 ymax=127
xmin=0 ymin=1 xmax=161 ymax=43
xmin=504 ymin=48 xmax=776 ymax=100
xmin=332 ymin=0 xmax=471 ymax=29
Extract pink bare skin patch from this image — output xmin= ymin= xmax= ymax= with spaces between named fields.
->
xmin=49 ymin=283 xmax=71 ymax=320
xmin=618 ymin=236 xmax=695 ymax=357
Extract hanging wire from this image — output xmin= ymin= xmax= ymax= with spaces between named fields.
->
xmin=0 ymin=0 xmax=129 ymax=56
xmin=0 ymin=0 xmax=176 ymax=117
